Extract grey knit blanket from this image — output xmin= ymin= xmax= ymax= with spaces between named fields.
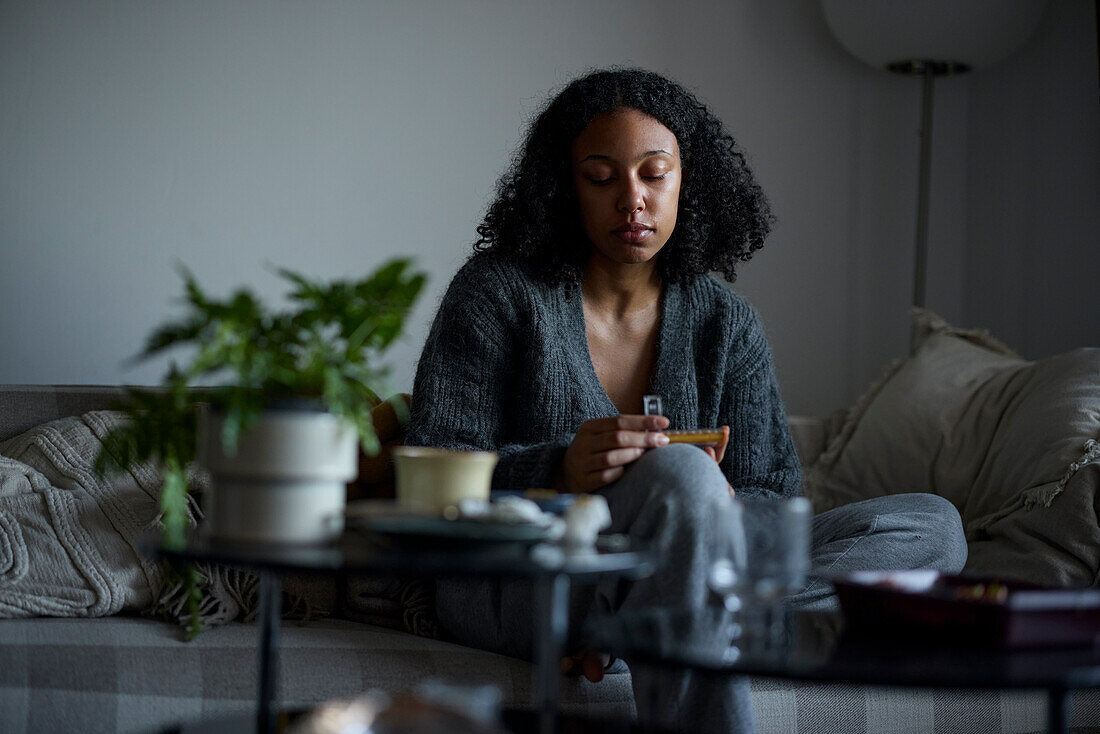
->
xmin=0 ymin=411 xmax=316 ymax=629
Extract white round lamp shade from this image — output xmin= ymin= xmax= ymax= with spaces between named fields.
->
xmin=821 ymin=0 xmax=1050 ymax=71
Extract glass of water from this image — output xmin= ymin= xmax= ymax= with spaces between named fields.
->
xmin=708 ymin=495 xmax=812 ymax=658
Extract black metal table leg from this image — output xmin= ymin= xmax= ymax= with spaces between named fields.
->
xmin=535 ymin=573 xmax=570 ymax=734
xmin=257 ymin=570 xmax=282 ymax=734
xmin=1047 ymin=687 xmax=1069 ymax=734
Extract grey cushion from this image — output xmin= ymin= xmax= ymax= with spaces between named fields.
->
xmin=0 ymin=410 xmax=165 ymax=617
xmin=805 ymin=311 xmax=1100 ymax=587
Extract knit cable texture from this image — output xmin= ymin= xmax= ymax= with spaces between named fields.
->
xmin=407 ymin=254 xmax=801 ymax=499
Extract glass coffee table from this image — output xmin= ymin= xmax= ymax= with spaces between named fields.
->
xmin=584 ymin=606 xmax=1100 ymax=734
xmin=156 ymin=533 xmax=652 ymax=734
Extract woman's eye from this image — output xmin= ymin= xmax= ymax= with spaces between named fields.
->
xmin=644 ymin=174 xmax=668 ymax=182
xmin=586 ymin=177 xmax=614 ymax=185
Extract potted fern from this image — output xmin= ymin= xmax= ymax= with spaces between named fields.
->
xmin=95 ymin=258 xmax=425 ymax=551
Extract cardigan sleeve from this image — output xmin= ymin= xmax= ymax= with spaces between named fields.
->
xmin=406 ymin=258 xmax=571 ymax=490
xmin=717 ymin=309 xmax=803 ymax=500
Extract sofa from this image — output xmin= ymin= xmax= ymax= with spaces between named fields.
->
xmin=1 ymin=311 xmax=1098 ymax=733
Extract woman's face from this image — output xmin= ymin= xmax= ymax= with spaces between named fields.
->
xmin=571 ymin=108 xmax=682 ymax=270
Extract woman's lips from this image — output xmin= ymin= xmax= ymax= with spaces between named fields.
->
xmin=612 ymin=226 xmax=654 ymax=244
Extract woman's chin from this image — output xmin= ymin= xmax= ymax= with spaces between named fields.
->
xmin=592 ymin=241 xmax=663 ymax=267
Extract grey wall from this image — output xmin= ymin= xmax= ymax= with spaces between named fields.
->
xmin=2 ymin=0 xmax=1096 ymax=417
xmin=964 ymin=0 xmax=1100 ymax=359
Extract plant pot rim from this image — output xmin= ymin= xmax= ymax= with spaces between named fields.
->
xmin=203 ymin=396 xmax=332 ymax=413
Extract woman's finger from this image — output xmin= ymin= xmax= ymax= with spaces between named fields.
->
xmin=582 ymin=414 xmax=669 ymax=434
xmin=584 ymin=446 xmax=646 ymax=472
xmin=582 ymin=465 xmax=626 ymax=490
xmin=713 ymin=425 xmax=730 ymax=464
xmin=593 ymin=430 xmax=669 ymax=451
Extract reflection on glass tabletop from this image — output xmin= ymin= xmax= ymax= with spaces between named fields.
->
xmin=152 ymin=531 xmax=654 ymax=581
xmin=583 ymin=606 xmax=1100 ymax=690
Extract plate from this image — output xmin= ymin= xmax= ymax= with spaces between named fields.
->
xmin=834 ymin=570 xmax=1100 ymax=648
xmin=490 ymin=489 xmax=576 ymax=514
xmin=347 ymin=513 xmax=556 ymax=546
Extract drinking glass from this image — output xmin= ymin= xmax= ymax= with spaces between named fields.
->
xmin=708 ymin=495 xmax=812 ymax=657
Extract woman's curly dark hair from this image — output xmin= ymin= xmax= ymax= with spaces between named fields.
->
xmin=473 ymin=67 xmax=774 ymax=286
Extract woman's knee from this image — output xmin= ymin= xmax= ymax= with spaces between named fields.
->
xmin=600 ymin=444 xmax=730 ymax=527
xmin=865 ymin=492 xmax=968 ymax=572
xmin=905 ymin=493 xmax=967 ymax=571
xmin=629 ymin=444 xmax=728 ymax=501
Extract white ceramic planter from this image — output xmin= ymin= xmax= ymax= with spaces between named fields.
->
xmin=198 ymin=408 xmax=357 ymax=544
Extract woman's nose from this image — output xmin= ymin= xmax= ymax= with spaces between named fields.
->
xmin=617 ymin=179 xmax=645 ymax=213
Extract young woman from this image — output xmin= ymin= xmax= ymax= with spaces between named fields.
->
xmin=406 ymin=68 xmax=966 ymax=733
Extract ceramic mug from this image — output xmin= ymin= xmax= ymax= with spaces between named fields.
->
xmin=391 ymin=446 xmax=499 ymax=513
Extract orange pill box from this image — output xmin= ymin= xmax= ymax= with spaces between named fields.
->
xmin=663 ymin=429 xmax=724 ymax=447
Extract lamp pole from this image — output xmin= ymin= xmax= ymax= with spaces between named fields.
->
xmin=886 ymin=60 xmax=969 ymax=353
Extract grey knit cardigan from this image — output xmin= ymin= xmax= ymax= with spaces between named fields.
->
xmin=406 ymin=254 xmax=801 ymax=500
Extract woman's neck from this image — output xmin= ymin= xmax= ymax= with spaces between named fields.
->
xmin=581 ymin=256 xmax=662 ymax=319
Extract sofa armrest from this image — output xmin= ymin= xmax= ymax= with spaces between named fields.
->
xmin=348 ymin=394 xmax=411 ymax=502
xmin=787 ymin=416 xmax=827 ymax=470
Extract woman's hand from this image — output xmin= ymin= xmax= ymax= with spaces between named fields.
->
xmin=703 ymin=425 xmax=735 ymax=499
xmin=557 ymin=414 xmax=670 ymax=493
xmin=702 ymin=425 xmax=730 ymax=464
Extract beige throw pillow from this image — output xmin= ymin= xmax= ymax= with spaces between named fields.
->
xmin=805 ymin=310 xmax=1100 ymax=587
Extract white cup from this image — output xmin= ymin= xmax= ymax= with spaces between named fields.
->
xmin=391 ymin=446 xmax=499 ymax=514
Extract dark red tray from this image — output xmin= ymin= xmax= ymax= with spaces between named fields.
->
xmin=833 ymin=570 xmax=1100 ymax=648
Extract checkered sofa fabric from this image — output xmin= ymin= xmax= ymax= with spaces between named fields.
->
xmin=750 ymin=678 xmax=1100 ymax=733
xmin=2 ymin=616 xmax=1099 ymax=733
xmin=0 ymin=616 xmax=635 ymax=733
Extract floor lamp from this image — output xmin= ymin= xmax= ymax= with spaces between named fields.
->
xmin=820 ymin=0 xmax=1050 ymax=353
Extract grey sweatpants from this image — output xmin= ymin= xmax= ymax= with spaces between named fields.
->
xmin=436 ymin=444 xmax=968 ymax=733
